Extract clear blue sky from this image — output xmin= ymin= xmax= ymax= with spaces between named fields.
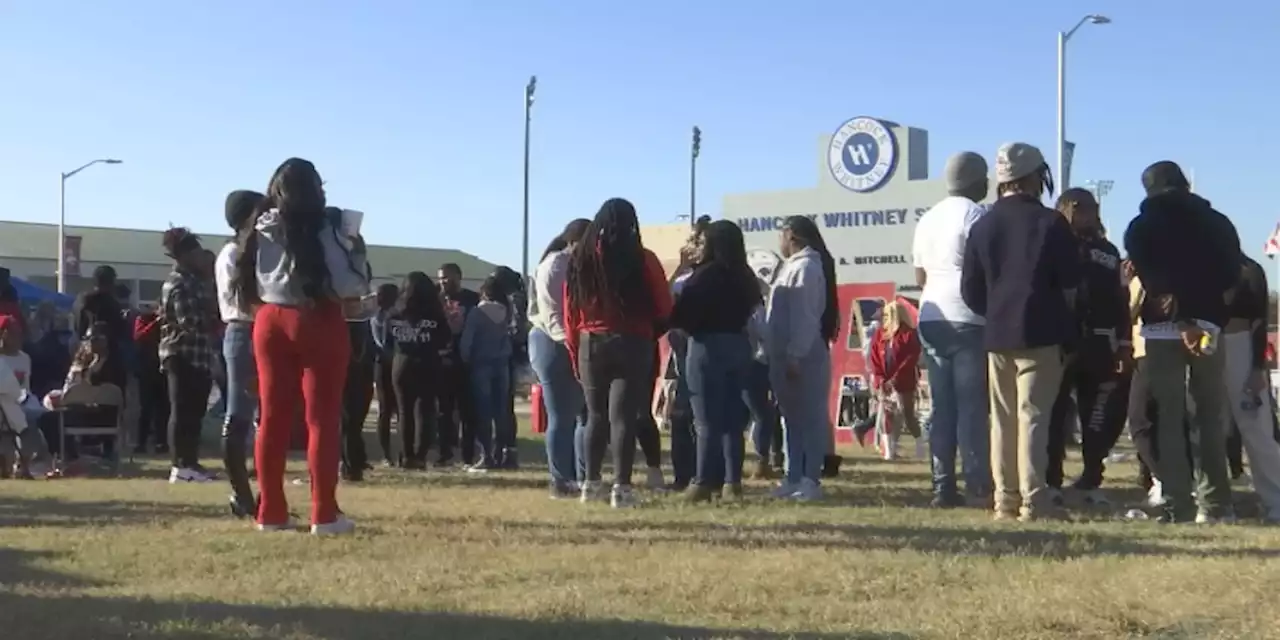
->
xmin=3 ymin=0 xmax=1277 ymax=274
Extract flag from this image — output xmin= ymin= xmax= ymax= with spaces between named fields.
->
xmin=1265 ymin=222 xmax=1280 ymax=258
xmin=1062 ymin=141 xmax=1076 ymax=189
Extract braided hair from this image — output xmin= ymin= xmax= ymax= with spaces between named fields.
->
xmin=566 ymin=198 xmax=653 ymax=320
xmin=230 ymin=158 xmax=332 ymax=309
xmin=782 ymin=215 xmax=840 ymax=343
xmin=161 ymin=227 xmax=203 ymax=262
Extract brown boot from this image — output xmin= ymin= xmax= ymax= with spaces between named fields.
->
xmin=682 ymin=485 xmax=715 ymax=504
xmin=751 ymin=460 xmax=776 ymax=480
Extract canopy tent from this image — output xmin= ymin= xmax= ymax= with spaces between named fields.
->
xmin=11 ymin=277 xmax=74 ymax=309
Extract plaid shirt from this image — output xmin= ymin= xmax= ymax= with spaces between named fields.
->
xmin=158 ymin=267 xmax=219 ymax=375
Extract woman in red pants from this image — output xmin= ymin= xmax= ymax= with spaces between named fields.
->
xmin=230 ymin=157 xmax=370 ymax=535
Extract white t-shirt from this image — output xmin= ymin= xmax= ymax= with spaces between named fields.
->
xmin=0 ymin=351 xmax=32 ymax=392
xmin=215 ymin=242 xmax=254 ymax=323
xmin=911 ymin=196 xmax=987 ymax=325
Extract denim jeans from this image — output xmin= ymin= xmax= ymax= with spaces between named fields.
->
xmin=769 ymin=341 xmax=831 ymax=484
xmin=529 ymin=327 xmax=584 ymax=487
xmin=222 ymin=321 xmax=258 ymax=510
xmin=667 ymin=331 xmax=696 ymax=486
xmin=918 ymin=321 xmax=990 ymax=499
xmin=686 ymin=332 xmax=752 ymax=488
xmin=470 ymin=360 xmax=514 ymax=462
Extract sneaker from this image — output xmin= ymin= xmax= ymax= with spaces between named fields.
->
xmin=771 ymin=481 xmax=801 ymax=499
xmin=548 ymin=481 xmax=578 ymax=500
xmin=1146 ymin=482 xmax=1167 ymax=508
xmin=610 ymin=484 xmax=638 ymax=509
xmin=466 ymin=459 xmax=492 ymax=474
xmin=682 ymin=485 xmax=715 ymax=504
xmin=993 ymin=509 xmax=1018 ymax=522
xmin=579 ymin=481 xmax=608 ymax=503
xmin=790 ymin=478 xmax=822 ymax=502
xmin=1080 ymin=489 xmax=1111 ymax=508
xmin=722 ymin=483 xmax=744 ymax=501
xmin=930 ymin=493 xmax=966 ymax=509
xmin=1195 ymin=509 xmax=1238 ymax=525
xmin=1232 ymin=472 xmax=1252 ymax=488
xmin=311 ymin=515 xmax=356 ymax=536
xmin=750 ymin=460 xmax=776 ymax=480
xmin=169 ymin=466 xmax=215 ymax=484
xmin=256 ymin=517 xmax=297 ymax=532
xmin=821 ymin=455 xmax=843 ymax=478
xmin=228 ymin=494 xmax=257 ymax=519
xmin=645 ymin=467 xmax=665 ymax=490
xmin=1047 ymin=488 xmax=1065 ymax=507
xmin=497 ymin=448 xmax=520 ymax=470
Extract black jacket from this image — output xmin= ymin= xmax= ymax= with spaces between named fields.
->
xmin=1123 ymin=190 xmax=1240 ymax=328
xmin=1073 ymin=235 xmax=1130 ymax=341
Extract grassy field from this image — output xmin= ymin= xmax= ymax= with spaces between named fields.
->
xmin=2 ymin=421 xmax=1280 ymax=640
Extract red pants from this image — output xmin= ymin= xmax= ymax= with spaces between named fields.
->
xmin=253 ymin=302 xmax=350 ymax=526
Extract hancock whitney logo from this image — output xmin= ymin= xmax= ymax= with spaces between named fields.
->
xmin=827 ymin=117 xmax=897 ymax=193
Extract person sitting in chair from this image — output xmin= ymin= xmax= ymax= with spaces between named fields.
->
xmin=0 ymin=314 xmax=54 ymax=479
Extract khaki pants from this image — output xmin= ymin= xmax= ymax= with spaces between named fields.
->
xmin=988 ymin=346 xmax=1065 ymax=515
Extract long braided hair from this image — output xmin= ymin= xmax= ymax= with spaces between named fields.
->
xmin=566 ymin=198 xmax=653 ymax=320
xmin=782 ymin=215 xmax=840 ymax=343
xmin=231 ymin=158 xmax=333 ymax=309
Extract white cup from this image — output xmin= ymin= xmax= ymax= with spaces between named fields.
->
xmin=341 ymin=209 xmax=364 ymax=238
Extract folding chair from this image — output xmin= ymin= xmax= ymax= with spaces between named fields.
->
xmin=57 ymin=383 xmax=127 ymax=474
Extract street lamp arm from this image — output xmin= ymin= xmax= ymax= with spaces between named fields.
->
xmin=62 ymin=158 xmax=122 ymax=180
xmin=1063 ymin=15 xmax=1090 ymax=40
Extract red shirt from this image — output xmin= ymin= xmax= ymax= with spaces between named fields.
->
xmin=868 ymin=325 xmax=921 ymax=392
xmin=563 ymin=249 xmax=673 ymax=372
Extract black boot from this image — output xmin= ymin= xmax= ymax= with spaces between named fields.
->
xmin=821 ymin=455 xmax=843 ymax=478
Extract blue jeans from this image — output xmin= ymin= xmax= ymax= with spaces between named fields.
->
xmin=222 ymin=321 xmax=258 ymax=510
xmin=769 ymin=342 xmax=831 ymax=484
xmin=667 ymin=331 xmax=696 ymax=486
xmin=919 ymin=321 xmax=991 ymax=498
xmin=743 ymin=360 xmax=779 ymax=461
xmin=687 ymin=332 xmax=752 ymax=488
xmin=470 ymin=360 xmax=514 ymax=461
xmin=528 ymin=327 xmax=584 ymax=487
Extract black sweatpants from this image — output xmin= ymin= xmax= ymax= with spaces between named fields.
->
xmin=374 ymin=357 xmax=398 ymax=463
xmin=1048 ymin=336 xmax=1128 ymax=489
xmin=341 ymin=322 xmax=375 ymax=475
xmin=392 ymin=354 xmax=441 ymax=464
xmin=580 ymin=331 xmax=655 ymax=486
xmin=166 ymin=359 xmax=212 ymax=470
xmin=136 ymin=366 xmax=170 ymax=448
xmin=438 ymin=360 xmax=475 ymax=463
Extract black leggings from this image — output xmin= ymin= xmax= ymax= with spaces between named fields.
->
xmin=341 ymin=323 xmax=375 ymax=473
xmin=392 ymin=355 xmax=440 ymax=464
xmin=136 ymin=369 xmax=170 ymax=448
xmin=580 ymin=332 xmax=655 ymax=486
xmin=166 ymin=359 xmax=212 ymax=470
xmin=375 ymin=358 xmax=398 ymax=463
xmin=636 ymin=371 xmax=662 ymax=469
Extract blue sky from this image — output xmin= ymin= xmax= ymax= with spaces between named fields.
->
xmin=3 ymin=0 xmax=1277 ymax=275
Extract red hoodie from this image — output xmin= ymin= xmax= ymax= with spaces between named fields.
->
xmin=868 ymin=325 xmax=921 ymax=392
xmin=563 ymin=248 xmax=672 ymax=374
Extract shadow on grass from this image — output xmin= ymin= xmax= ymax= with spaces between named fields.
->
xmin=452 ymin=516 xmax=1280 ymax=561
xmin=0 ymin=495 xmax=228 ymax=528
xmin=0 ymin=549 xmax=907 ymax=640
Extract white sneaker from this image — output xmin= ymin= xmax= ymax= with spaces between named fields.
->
xmin=1147 ymin=481 xmax=1167 ymax=508
xmin=580 ymin=481 xmax=607 ymax=503
xmin=256 ymin=518 xmax=297 ymax=532
xmin=169 ymin=466 xmax=215 ymax=484
xmin=311 ymin=515 xmax=356 ymax=536
xmin=771 ymin=481 xmax=801 ymax=499
xmin=1232 ymin=473 xmax=1252 ymax=488
xmin=1195 ymin=510 xmax=1238 ymax=525
xmin=610 ymin=484 xmax=638 ymax=509
xmin=790 ymin=478 xmax=823 ymax=502
xmin=645 ymin=467 xmax=665 ymax=491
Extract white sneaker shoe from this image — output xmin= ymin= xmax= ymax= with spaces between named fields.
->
xmin=311 ymin=515 xmax=356 ymax=536
xmin=771 ymin=481 xmax=801 ymax=499
xmin=1195 ymin=510 xmax=1238 ymax=525
xmin=169 ymin=466 xmax=215 ymax=484
xmin=256 ymin=518 xmax=297 ymax=532
xmin=610 ymin=484 xmax=638 ymax=509
xmin=790 ymin=478 xmax=822 ymax=502
xmin=645 ymin=467 xmax=665 ymax=491
xmin=580 ymin=481 xmax=608 ymax=503
xmin=1147 ymin=481 xmax=1167 ymax=508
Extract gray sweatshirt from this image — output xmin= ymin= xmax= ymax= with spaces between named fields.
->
xmin=528 ymin=250 xmax=570 ymax=342
xmin=254 ymin=209 xmax=370 ymax=306
xmin=764 ymin=246 xmax=828 ymax=365
xmin=460 ymin=300 xmax=513 ymax=366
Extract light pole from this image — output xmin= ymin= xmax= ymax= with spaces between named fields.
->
xmin=58 ymin=158 xmax=123 ymax=293
xmin=690 ymin=126 xmax=701 ymax=229
xmin=1085 ymin=179 xmax=1114 ymax=208
xmin=1057 ymin=13 xmax=1110 ymax=193
xmin=521 ymin=76 xmax=536 ymax=284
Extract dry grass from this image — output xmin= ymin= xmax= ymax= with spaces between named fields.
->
xmin=2 ymin=420 xmax=1280 ymax=640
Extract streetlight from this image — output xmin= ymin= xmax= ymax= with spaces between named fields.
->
xmin=690 ymin=126 xmax=701 ymax=229
xmin=1085 ymin=179 xmax=1114 ymax=208
xmin=521 ymin=75 xmax=536 ymax=284
xmin=58 ymin=158 xmax=123 ymax=293
xmin=1057 ymin=14 xmax=1110 ymax=193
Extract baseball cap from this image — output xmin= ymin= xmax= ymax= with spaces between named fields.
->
xmin=995 ymin=142 xmax=1047 ymax=184
xmin=943 ymin=152 xmax=988 ymax=192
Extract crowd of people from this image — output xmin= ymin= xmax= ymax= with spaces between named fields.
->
xmin=0 ymin=146 xmax=1275 ymax=533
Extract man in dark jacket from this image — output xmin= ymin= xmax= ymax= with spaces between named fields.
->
xmin=1123 ymin=160 xmax=1240 ymax=523
xmin=1045 ymin=188 xmax=1132 ymax=504
xmin=492 ymin=265 xmax=527 ymax=469
xmin=72 ymin=265 xmax=127 ymax=388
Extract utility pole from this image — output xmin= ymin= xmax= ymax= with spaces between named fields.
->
xmin=690 ymin=126 xmax=701 ymax=228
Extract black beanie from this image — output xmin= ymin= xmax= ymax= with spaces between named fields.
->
xmin=225 ymin=190 xmax=265 ymax=231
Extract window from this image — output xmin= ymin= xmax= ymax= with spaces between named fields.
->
xmin=845 ymin=297 xmax=886 ymax=352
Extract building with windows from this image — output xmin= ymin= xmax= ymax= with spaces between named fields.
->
xmin=0 ymin=220 xmax=497 ymax=305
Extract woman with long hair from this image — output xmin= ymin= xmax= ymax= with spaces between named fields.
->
xmin=564 ymin=198 xmax=673 ymax=508
xmin=369 ymin=282 xmax=400 ymax=466
xmin=388 ymin=271 xmax=452 ymax=469
xmin=231 ymin=157 xmax=370 ymax=535
xmin=666 ymin=216 xmax=710 ymax=490
xmin=529 ymin=218 xmax=591 ymax=497
xmin=765 ymin=215 xmax=839 ymax=500
xmin=867 ymin=300 xmax=922 ymax=460
xmin=670 ymin=220 xmax=760 ymax=502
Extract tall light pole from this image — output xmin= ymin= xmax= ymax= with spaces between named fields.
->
xmin=521 ymin=75 xmax=536 ymax=282
xmin=690 ymin=126 xmax=701 ymax=229
xmin=1057 ymin=14 xmax=1110 ymax=193
xmin=59 ymin=158 xmax=123 ymax=293
xmin=1085 ymin=179 xmax=1114 ymax=208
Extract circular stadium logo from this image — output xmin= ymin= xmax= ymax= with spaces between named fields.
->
xmin=747 ymin=249 xmax=782 ymax=285
xmin=827 ymin=117 xmax=897 ymax=193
